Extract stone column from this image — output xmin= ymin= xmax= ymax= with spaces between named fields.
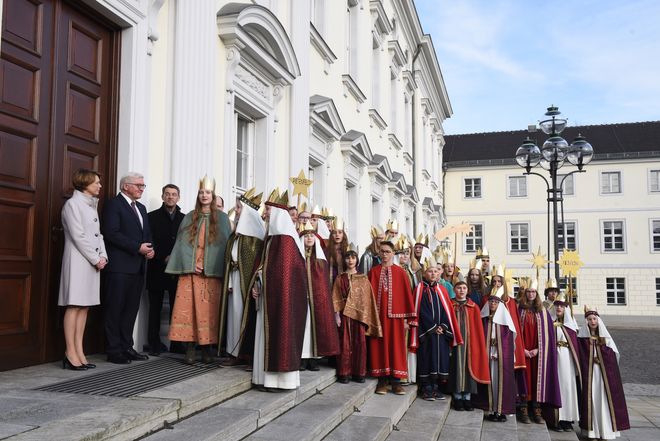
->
xmin=170 ymin=0 xmax=218 ymax=209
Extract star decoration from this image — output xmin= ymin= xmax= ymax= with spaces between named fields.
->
xmin=528 ymin=246 xmax=549 ymax=271
xmin=557 ymin=249 xmax=584 ymax=278
xmin=289 ymin=169 xmax=313 ymax=198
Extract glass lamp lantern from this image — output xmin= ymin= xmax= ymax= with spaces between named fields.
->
xmin=515 ymin=137 xmax=541 ymax=168
xmin=567 ymin=134 xmax=594 ymax=168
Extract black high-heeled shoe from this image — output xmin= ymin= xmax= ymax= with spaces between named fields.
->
xmin=84 ymin=363 xmax=96 ymax=369
xmin=63 ymin=356 xmax=88 ymax=371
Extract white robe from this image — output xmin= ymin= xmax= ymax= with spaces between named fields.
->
xmin=226 ymin=241 xmax=244 ymax=357
xmin=556 ymin=327 xmax=579 ymax=422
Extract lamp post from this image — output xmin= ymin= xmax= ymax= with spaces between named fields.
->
xmin=514 ymin=105 xmax=594 ymax=282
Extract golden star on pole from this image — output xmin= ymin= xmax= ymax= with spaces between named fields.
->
xmin=528 ymin=246 xmax=549 ymax=271
xmin=557 ymin=249 xmax=584 ymax=278
xmin=289 ymin=169 xmax=313 ymax=198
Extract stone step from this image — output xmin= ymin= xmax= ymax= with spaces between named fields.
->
xmin=145 ymin=366 xmax=337 ymax=441
xmin=438 ymin=405 xmax=484 ymax=441
xmin=516 ymin=419 xmax=552 ymax=441
xmin=480 ymin=411 xmax=518 ymax=441
xmin=387 ymin=395 xmax=451 ymax=441
xmin=7 ymin=362 xmax=252 ymax=441
xmin=243 ymin=379 xmax=377 ymax=441
xmin=324 ymin=383 xmax=417 ymax=441
xmin=548 ymin=426 xmax=580 ymax=441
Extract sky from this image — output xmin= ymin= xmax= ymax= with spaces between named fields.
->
xmin=415 ymin=0 xmax=660 ymax=135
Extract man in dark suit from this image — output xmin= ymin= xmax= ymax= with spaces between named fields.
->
xmin=102 ymin=172 xmax=154 ymax=364
xmin=146 ymin=184 xmax=184 ymax=356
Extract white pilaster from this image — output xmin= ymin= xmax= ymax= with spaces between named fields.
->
xmin=170 ymin=0 xmax=218 ymax=209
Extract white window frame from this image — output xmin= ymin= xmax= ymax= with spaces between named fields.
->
xmin=651 ymin=218 xmax=660 ymax=253
xmin=649 ymin=169 xmax=660 ymax=193
xmin=371 ymin=196 xmax=381 ymax=227
xmin=559 ymin=277 xmax=578 ymax=305
xmin=600 ymin=219 xmax=626 ymax=253
xmin=558 ymin=173 xmax=575 ymax=196
xmin=656 ymin=277 xmax=660 ymax=306
xmin=507 ymin=221 xmax=530 ymax=253
xmin=463 ymin=177 xmax=482 ymax=199
xmin=234 ymin=111 xmax=256 ymax=192
xmin=558 ymin=220 xmax=578 ymax=251
xmin=463 ymin=222 xmax=484 ymax=254
xmin=599 ymin=171 xmax=622 ymax=195
xmin=507 ymin=175 xmax=528 ymax=198
xmin=344 ymin=180 xmax=357 ymax=242
xmin=606 ymin=277 xmax=626 ymax=305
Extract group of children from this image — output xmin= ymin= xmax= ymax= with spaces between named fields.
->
xmin=329 ymin=229 xmax=630 ymax=441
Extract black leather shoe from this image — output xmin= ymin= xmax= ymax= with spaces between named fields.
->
xmin=63 ymin=356 xmax=88 ymax=371
xmin=107 ymin=353 xmax=131 ymax=364
xmin=84 ymin=363 xmax=97 ymax=369
xmin=124 ymin=348 xmax=149 ymax=361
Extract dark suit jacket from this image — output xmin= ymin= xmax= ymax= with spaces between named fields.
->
xmin=102 ymin=193 xmax=152 ymax=274
xmin=146 ymin=204 xmax=184 ymax=290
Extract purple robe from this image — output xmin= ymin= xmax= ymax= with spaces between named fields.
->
xmin=578 ymin=337 xmax=630 ymax=432
xmin=476 ymin=316 xmax=516 ymax=415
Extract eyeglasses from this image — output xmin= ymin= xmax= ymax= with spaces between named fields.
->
xmin=127 ymin=183 xmax=146 ymax=189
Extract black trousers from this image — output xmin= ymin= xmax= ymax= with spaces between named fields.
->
xmin=104 ymin=272 xmax=144 ymax=355
xmin=147 ymin=276 xmax=177 ymax=350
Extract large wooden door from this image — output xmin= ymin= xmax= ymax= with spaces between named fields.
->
xmin=0 ymin=0 xmax=119 ymax=371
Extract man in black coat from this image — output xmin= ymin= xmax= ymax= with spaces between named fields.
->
xmin=102 ymin=172 xmax=154 ymax=364
xmin=146 ymin=184 xmax=184 ymax=355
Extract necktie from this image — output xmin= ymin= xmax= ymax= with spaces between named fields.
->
xmin=131 ymin=201 xmax=142 ymax=228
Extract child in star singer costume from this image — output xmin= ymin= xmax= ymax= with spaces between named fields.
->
xmin=577 ymin=307 xmax=629 ymax=440
xmin=449 ymin=281 xmax=490 ymax=411
xmin=477 ymin=286 xmax=518 ymax=422
xmin=413 ymin=256 xmax=462 ymax=401
xmin=332 ymin=243 xmax=382 ymax=383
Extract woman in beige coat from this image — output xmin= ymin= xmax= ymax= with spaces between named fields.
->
xmin=58 ymin=169 xmax=108 ymax=370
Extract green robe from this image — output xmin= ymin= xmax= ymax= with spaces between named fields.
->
xmin=165 ymin=209 xmax=231 ymax=278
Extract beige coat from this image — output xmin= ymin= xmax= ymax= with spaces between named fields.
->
xmin=58 ymin=190 xmax=108 ymax=306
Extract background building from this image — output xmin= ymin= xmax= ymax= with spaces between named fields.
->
xmin=0 ymin=0 xmax=451 ymax=370
xmin=444 ymin=121 xmax=660 ymax=316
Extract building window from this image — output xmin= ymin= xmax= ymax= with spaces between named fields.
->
xmin=344 ymin=181 xmax=357 ymax=242
xmin=464 ymin=178 xmax=482 ymax=198
xmin=606 ymin=277 xmax=626 ymax=305
xmin=509 ymin=222 xmax=530 ymax=253
xmin=508 ymin=176 xmax=527 ymax=197
xmin=372 ymin=197 xmax=381 ymax=226
xmin=656 ymin=278 xmax=660 ymax=306
xmin=558 ymin=222 xmax=577 ymax=250
xmin=602 ymin=220 xmax=625 ymax=252
xmin=558 ymin=173 xmax=574 ymax=195
xmin=600 ymin=171 xmax=621 ymax=194
xmin=464 ymin=223 xmax=483 ymax=253
xmin=559 ymin=277 xmax=578 ymax=304
xmin=346 ymin=4 xmax=359 ymax=81
xmin=235 ymin=113 xmax=254 ymax=190
xmin=311 ymin=0 xmax=325 ymax=35
xmin=651 ymin=170 xmax=660 ymax=193
xmin=652 ymin=219 xmax=660 ymax=252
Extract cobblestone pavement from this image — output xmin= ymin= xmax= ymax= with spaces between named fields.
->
xmin=609 ymin=328 xmax=660 ymax=385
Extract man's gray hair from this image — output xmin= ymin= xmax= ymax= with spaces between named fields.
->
xmin=120 ymin=172 xmax=144 ymax=189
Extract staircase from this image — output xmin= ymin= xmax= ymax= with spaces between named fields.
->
xmin=142 ymin=365 xmax=579 ymax=441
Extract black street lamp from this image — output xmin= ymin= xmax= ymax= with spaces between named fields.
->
xmin=514 ymin=105 xmax=594 ymax=282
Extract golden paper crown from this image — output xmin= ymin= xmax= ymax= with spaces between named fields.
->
xmin=415 ymin=233 xmax=429 ymax=247
xmin=528 ymin=278 xmax=539 ymax=291
xmin=276 ymin=190 xmax=289 ymax=207
xmin=199 ymin=175 xmax=216 ymax=192
xmin=333 ymin=216 xmax=345 ymax=231
xmin=545 ymin=278 xmax=559 ymax=290
xmin=489 ymin=285 xmax=504 ymax=300
xmin=386 ymin=219 xmax=399 ymax=232
xmin=394 ymin=235 xmax=410 ymax=253
xmin=477 ymin=247 xmax=490 ymax=258
xmin=311 ymin=204 xmax=322 ymax=218
xmin=257 ymin=202 xmax=265 ymax=217
xmin=518 ymin=276 xmax=530 ymax=291
xmin=370 ymin=225 xmax=384 ymax=239
xmin=239 ymin=187 xmax=263 ymax=210
xmin=326 ymin=207 xmax=336 ymax=220
xmin=266 ymin=188 xmax=280 ymax=204
xmin=422 ymin=256 xmax=437 ymax=272
xmin=493 ymin=263 xmax=506 ymax=278
xmin=470 ymin=258 xmax=483 ymax=270
xmin=345 ymin=242 xmax=359 ymax=255
xmin=554 ymin=292 xmax=569 ymax=305
xmin=298 ymin=220 xmax=316 ymax=236
xmin=297 ymin=201 xmax=308 ymax=213
xmin=584 ymin=305 xmax=599 ymax=317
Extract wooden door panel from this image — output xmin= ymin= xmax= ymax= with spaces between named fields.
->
xmin=0 ymin=0 xmax=118 ymax=370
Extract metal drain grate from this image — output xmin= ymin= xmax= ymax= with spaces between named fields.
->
xmin=35 ymin=356 xmax=223 ymax=397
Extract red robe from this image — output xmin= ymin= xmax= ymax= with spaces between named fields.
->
xmin=305 ymin=249 xmax=340 ymax=357
xmin=452 ymin=298 xmax=490 ymax=384
xmin=367 ymin=264 xmax=416 ymax=378
xmin=504 ymin=298 xmax=527 ymax=371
